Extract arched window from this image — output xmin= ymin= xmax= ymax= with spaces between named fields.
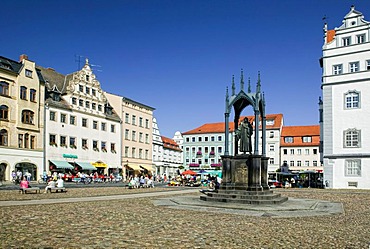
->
xmin=21 ymin=110 xmax=34 ymax=124
xmin=0 ymin=81 xmax=9 ymax=96
xmin=0 ymin=129 xmax=8 ymax=146
xmin=0 ymin=105 xmax=9 ymax=120
xmin=345 ymin=91 xmax=360 ymax=109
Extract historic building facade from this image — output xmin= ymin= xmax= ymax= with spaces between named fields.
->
xmin=321 ymin=6 xmax=370 ymax=189
xmin=40 ymin=59 xmax=121 ymax=176
xmin=181 ymin=113 xmax=283 ymax=173
xmin=280 ymin=125 xmax=322 ymax=172
xmin=0 ymin=55 xmax=45 ymax=181
xmin=105 ymin=92 xmax=155 ymax=179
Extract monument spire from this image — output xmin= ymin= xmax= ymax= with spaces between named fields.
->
xmin=256 ymin=71 xmax=261 ymax=93
xmin=248 ymin=77 xmax=251 ymax=93
xmin=240 ymin=69 xmax=244 ymax=91
xmin=231 ymin=75 xmax=235 ymax=96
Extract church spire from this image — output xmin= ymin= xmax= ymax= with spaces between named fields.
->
xmin=231 ymin=75 xmax=235 ymax=96
xmin=248 ymin=77 xmax=251 ymax=93
xmin=256 ymin=71 xmax=261 ymax=93
xmin=240 ymin=69 xmax=244 ymax=91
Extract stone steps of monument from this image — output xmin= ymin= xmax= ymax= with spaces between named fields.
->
xmin=218 ymin=189 xmax=274 ymax=195
xmin=206 ymin=192 xmax=282 ymax=200
xmin=200 ymin=195 xmax=288 ymax=205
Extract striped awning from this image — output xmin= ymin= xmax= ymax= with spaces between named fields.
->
xmin=50 ymin=160 xmax=74 ymax=169
xmin=76 ymin=162 xmax=96 ymax=171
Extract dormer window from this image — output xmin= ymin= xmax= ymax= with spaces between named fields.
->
xmin=302 ymin=136 xmax=312 ymax=143
xmin=284 ymin=137 xmax=293 ymax=143
xmin=86 ymin=75 xmax=90 ymax=82
xmin=25 ymin=69 xmax=32 ymax=78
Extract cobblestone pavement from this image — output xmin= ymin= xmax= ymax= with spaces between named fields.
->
xmin=1 ymin=187 xmax=370 ymax=248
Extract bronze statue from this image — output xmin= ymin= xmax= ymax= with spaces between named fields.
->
xmin=236 ymin=117 xmax=253 ymax=153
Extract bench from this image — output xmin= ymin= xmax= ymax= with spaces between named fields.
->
xmin=19 ymin=187 xmax=40 ymax=194
xmin=47 ymin=187 xmax=67 ymax=193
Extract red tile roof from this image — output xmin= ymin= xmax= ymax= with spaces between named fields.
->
xmin=327 ymin=30 xmax=336 ymax=43
xmin=161 ymin=136 xmax=182 ymax=152
xmin=182 ymin=113 xmax=283 ymax=135
xmin=281 ymin=125 xmax=320 ymax=147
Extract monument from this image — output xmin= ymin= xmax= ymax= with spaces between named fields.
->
xmin=200 ymin=70 xmax=287 ymax=204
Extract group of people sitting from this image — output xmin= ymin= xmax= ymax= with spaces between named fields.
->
xmin=128 ymin=175 xmax=154 ymax=188
xmin=43 ymin=177 xmax=64 ymax=193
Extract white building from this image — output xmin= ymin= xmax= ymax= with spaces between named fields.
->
xmin=152 ymin=117 xmax=164 ymax=174
xmin=40 ymin=59 xmax=122 ymax=175
xmin=321 ymin=6 xmax=370 ymax=189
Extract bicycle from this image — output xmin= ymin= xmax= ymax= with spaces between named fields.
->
xmin=38 ymin=175 xmax=49 ymax=184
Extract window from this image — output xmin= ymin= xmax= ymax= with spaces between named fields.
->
xmin=218 ymin=147 xmax=222 ymax=153
xmin=124 ymin=146 xmax=129 ymax=157
xmin=139 ymin=117 xmax=143 ymax=127
xmin=24 ymin=133 xmax=29 ymax=148
xmin=93 ymin=121 xmax=98 ymax=130
xmin=304 ymin=161 xmax=309 ymax=166
xmin=284 ymin=137 xmax=293 ymax=143
xmin=111 ymin=143 xmax=116 ymax=153
xmin=343 ymin=37 xmax=351 ymax=46
xmin=0 ymin=81 xmax=9 ymax=96
xmin=344 ymin=129 xmax=360 ymax=148
xmin=145 ymin=150 xmax=149 ymax=160
xmin=125 ymin=129 xmax=129 ymax=140
xmin=111 ymin=124 xmax=115 ymax=133
xmin=0 ymin=105 xmax=9 ymax=120
xmin=145 ymin=119 xmax=149 ymax=128
xmin=302 ymin=136 xmax=312 ymax=143
xmin=345 ymin=91 xmax=360 ymax=109
xmin=22 ymin=110 xmax=34 ymax=124
xmin=85 ymin=101 xmax=90 ymax=108
xmin=313 ymin=149 xmax=317 ymax=155
xmin=60 ymin=136 xmax=67 ymax=147
xmin=205 ymin=137 xmax=209 ymax=142
xmin=290 ymin=161 xmax=294 ymax=167
xmin=86 ymin=75 xmax=90 ymax=82
xmin=345 ymin=160 xmax=361 ymax=176
xmin=101 ymin=122 xmax=106 ymax=131
xmin=132 ymin=131 xmax=136 ymax=141
xmin=85 ymin=87 xmax=90 ymax=94
xmin=70 ymin=137 xmax=76 ymax=148
xmin=192 ymin=137 xmax=195 ymax=142
xmin=25 ymin=69 xmax=32 ymax=78
xmin=82 ymin=118 xmax=87 ymax=128
xmin=50 ymin=111 xmax=56 ymax=121
xmin=93 ymin=140 xmax=98 ymax=151
xmin=139 ymin=132 xmax=143 ymax=143
xmin=101 ymin=141 xmax=106 ymax=152
xmin=30 ymin=135 xmax=35 ymax=149
xmin=145 ymin=134 xmax=149 ymax=143
xmin=125 ymin=113 xmax=129 ymax=123
xmin=305 ymin=149 xmax=309 ymax=155
xmin=60 ymin=114 xmax=66 ymax=123
xmin=79 ymin=85 xmax=83 ymax=92
xmin=333 ymin=64 xmax=342 ymax=75
xmin=132 ymin=115 xmax=136 ymax=125
xmin=92 ymin=103 xmax=96 ymax=110
xmin=297 ymin=161 xmax=302 ymax=167
xmin=82 ymin=139 xmax=88 ymax=149
xmin=357 ymin=34 xmax=365 ymax=44
xmin=98 ymin=105 xmax=102 ymax=111
xmin=186 ymin=138 xmax=190 ymax=142
xmin=218 ymin=136 xmax=222 ymax=141
xmin=283 ymin=149 xmax=287 ymax=155
xmin=269 ymin=158 xmax=274 ymax=164
xmin=139 ymin=149 xmax=143 ymax=159
xmin=0 ymin=129 xmax=8 ymax=146
xmin=132 ymin=147 xmax=136 ymax=158
xmin=18 ymin=134 xmax=23 ymax=148
xmin=313 ymin=161 xmax=318 ymax=166
xmin=211 ymin=136 xmax=215 ymax=142
xmin=30 ymin=89 xmax=36 ymax=102
xmin=269 ymin=131 xmax=274 ymax=138
xmin=70 ymin=115 xmax=76 ymax=125
xmin=297 ymin=149 xmax=301 ymax=155
xmin=79 ymin=99 xmax=83 ymax=107
xmin=269 ymin=144 xmax=274 ymax=151
xmin=349 ymin=62 xmax=359 ymax=72
xmin=92 ymin=89 xmax=96 ymax=96
xmin=72 ymin=97 xmax=77 ymax=105
xmin=290 ymin=149 xmax=294 ymax=154
xmin=49 ymin=134 xmax=56 ymax=145
xmin=20 ymin=86 xmax=27 ymax=100
xmin=367 ymin=60 xmax=370 ymax=70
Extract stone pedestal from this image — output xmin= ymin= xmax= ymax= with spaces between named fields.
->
xmin=261 ymin=156 xmax=270 ymax=190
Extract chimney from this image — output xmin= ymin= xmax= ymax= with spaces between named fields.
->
xmin=19 ymin=54 xmax=28 ymax=62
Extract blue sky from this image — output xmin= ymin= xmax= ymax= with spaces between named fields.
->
xmin=2 ymin=0 xmax=370 ymax=137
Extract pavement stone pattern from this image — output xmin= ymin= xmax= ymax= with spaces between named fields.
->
xmin=1 ymin=187 xmax=370 ymax=248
